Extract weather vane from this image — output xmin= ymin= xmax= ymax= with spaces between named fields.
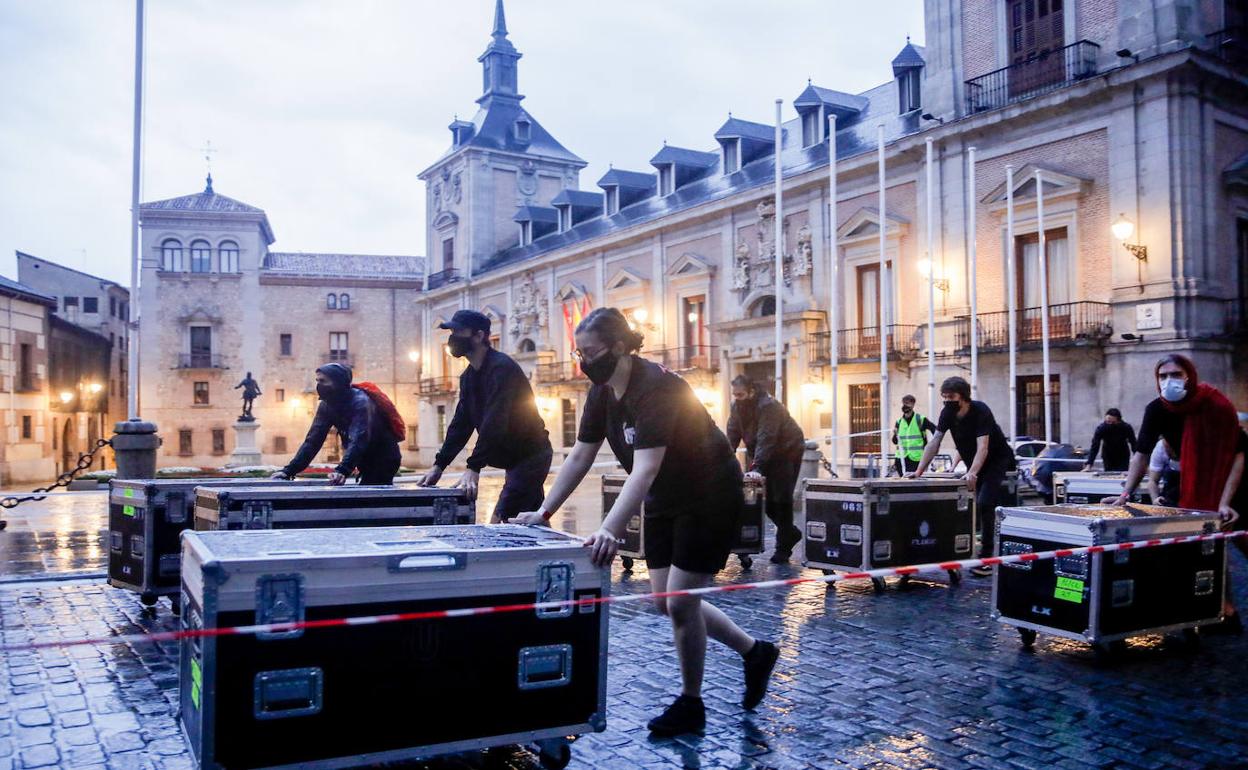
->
xmin=199 ymin=140 xmax=218 ymax=193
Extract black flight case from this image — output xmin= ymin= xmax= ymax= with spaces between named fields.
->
xmin=802 ymin=477 xmax=972 ymax=591
xmin=179 ymin=524 xmax=608 ymax=769
xmin=992 ymin=502 xmax=1225 ymax=654
xmin=601 ymin=473 xmax=764 ymax=572
xmin=192 ymin=484 xmax=475 ymax=531
xmin=108 ymin=478 xmax=328 ymax=613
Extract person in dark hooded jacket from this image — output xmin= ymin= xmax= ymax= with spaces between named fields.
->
xmin=270 ymin=363 xmax=402 ymax=485
xmin=726 ymin=375 xmax=806 ymax=563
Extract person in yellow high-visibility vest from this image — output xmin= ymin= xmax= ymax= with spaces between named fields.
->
xmin=892 ymin=394 xmax=936 ymax=475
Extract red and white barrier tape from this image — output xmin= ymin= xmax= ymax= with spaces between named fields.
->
xmin=2 ymin=530 xmax=1243 ymax=652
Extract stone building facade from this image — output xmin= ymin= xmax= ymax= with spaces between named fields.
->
xmin=17 ymin=251 xmax=130 ymax=469
xmin=136 ymin=179 xmax=423 ymax=469
xmin=0 ymin=276 xmax=56 ymax=484
xmin=411 ymin=0 xmax=1248 ymax=470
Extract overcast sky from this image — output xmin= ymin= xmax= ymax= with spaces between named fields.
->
xmin=0 ymin=0 xmax=925 ymax=285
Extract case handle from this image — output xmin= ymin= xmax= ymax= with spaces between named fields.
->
xmin=388 ymin=553 xmax=466 ymax=572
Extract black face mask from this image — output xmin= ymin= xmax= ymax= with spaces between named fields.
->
xmin=940 ymin=400 xmax=962 ymax=424
xmin=902 ymin=407 xmax=914 ymax=417
xmin=581 ymin=349 xmax=621 ymax=385
xmin=447 ymin=335 xmax=473 ymax=358
xmin=316 ymin=383 xmax=339 ymax=401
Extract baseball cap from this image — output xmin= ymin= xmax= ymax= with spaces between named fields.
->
xmin=439 ymin=309 xmax=491 ymax=335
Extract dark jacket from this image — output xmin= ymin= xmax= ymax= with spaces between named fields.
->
xmin=726 ymin=393 xmax=805 ymax=471
xmin=283 ymin=388 xmax=400 ymax=477
xmin=1087 ymin=420 xmax=1137 ymax=471
xmin=434 ymin=348 xmax=550 ymax=472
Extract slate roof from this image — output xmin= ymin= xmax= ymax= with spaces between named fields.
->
xmin=650 ymin=145 xmax=719 ymax=169
xmin=513 ymin=206 xmax=559 ymax=223
xmin=714 ymin=117 xmax=776 ymax=143
xmin=263 ymin=253 xmax=424 ymax=281
xmin=794 ymin=84 xmax=870 ymax=118
xmin=891 ymin=41 xmax=927 ymax=74
xmin=477 ymin=75 xmax=922 ymax=275
xmin=0 ymin=275 xmax=57 ymax=306
xmin=598 ymin=169 xmax=657 ymax=190
xmin=141 ymin=179 xmax=276 ymax=244
xmin=550 ymin=189 xmax=603 ymax=208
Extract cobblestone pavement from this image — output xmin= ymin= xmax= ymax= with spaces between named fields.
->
xmin=1 ymin=476 xmax=1246 ymax=769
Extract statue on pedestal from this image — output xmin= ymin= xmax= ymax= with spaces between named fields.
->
xmin=234 ymin=372 xmax=262 ymax=422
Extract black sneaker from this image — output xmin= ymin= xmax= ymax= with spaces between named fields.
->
xmin=742 ymin=640 xmax=780 ymax=710
xmin=647 ymin=695 xmax=705 ymax=736
xmin=969 ymin=565 xmax=994 ymax=578
xmin=769 ymin=548 xmax=792 ymax=564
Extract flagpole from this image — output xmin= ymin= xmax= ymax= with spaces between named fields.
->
xmin=828 ymin=114 xmax=839 ymax=476
xmin=925 ymin=137 xmax=935 ymax=422
xmin=1005 ymin=165 xmax=1017 ymax=448
xmin=877 ymin=125 xmax=889 ymax=476
xmin=1036 ymin=169 xmax=1052 ymax=445
xmin=967 ymin=146 xmax=978 ymax=399
xmin=127 ymin=0 xmax=145 ymax=420
xmin=774 ymin=99 xmax=785 ymax=404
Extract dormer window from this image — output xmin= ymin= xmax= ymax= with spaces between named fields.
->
xmin=604 ymin=187 xmax=619 ymax=216
xmin=898 ymin=70 xmax=921 ymax=113
xmin=722 ymin=140 xmax=740 ymax=174
xmin=801 ymin=110 xmax=821 ymax=148
xmin=658 ymin=165 xmax=675 ymax=196
xmin=514 ymin=118 xmax=531 ymax=144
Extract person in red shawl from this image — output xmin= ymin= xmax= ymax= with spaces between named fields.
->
xmin=1108 ymin=354 xmax=1246 ymax=633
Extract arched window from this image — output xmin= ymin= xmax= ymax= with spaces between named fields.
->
xmin=219 ymin=241 xmax=239 ymax=273
xmin=190 ymin=240 xmax=211 ymax=273
xmin=161 ymin=239 xmax=183 ymax=272
xmin=327 ymin=294 xmax=338 ymax=310
xmin=518 ymin=338 xmax=536 ymax=353
xmin=339 ymin=293 xmax=350 ymax=310
xmin=749 ymin=295 xmax=776 ymax=318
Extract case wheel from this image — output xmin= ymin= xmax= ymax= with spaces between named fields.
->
xmin=1017 ymin=628 xmax=1037 ymax=648
xmin=871 ymin=577 xmax=887 ymax=593
xmin=620 ymin=556 xmax=635 ymax=572
xmin=897 ymin=574 xmax=912 ymax=590
xmin=536 ymin=738 xmax=571 ymax=769
xmin=947 ymin=568 xmax=962 ymax=585
xmin=738 ymin=554 xmax=753 ymax=570
xmin=139 ymin=592 xmax=158 ymax=609
xmin=821 ymin=569 xmax=836 ymax=576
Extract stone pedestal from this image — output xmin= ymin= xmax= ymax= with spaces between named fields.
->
xmin=229 ymin=420 xmax=263 ymax=467
xmin=112 ymin=419 xmax=160 ymax=480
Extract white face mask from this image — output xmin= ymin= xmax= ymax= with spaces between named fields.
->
xmin=1159 ymin=378 xmax=1186 ymax=403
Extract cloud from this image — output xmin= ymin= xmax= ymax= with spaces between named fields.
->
xmin=0 ymin=0 xmax=924 ymax=284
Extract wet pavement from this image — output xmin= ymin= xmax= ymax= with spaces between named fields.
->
xmin=0 ymin=473 xmax=1246 ymax=769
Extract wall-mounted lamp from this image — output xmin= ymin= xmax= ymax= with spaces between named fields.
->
xmin=535 ymin=396 xmax=558 ymax=418
xmin=289 ymin=397 xmax=304 ymax=409
xmin=59 ymin=391 xmax=75 ymax=404
xmin=917 ymin=259 xmax=950 ymax=292
xmin=87 ymin=382 xmax=103 ymax=394
xmin=920 ymin=113 xmax=945 ymax=125
xmin=407 ymin=350 xmax=420 ymax=363
xmin=1120 ymin=333 xmax=1145 ymax=342
xmin=627 ymin=308 xmax=658 ymax=333
xmin=693 ymin=388 xmax=718 ymax=411
xmin=1112 ymin=214 xmax=1148 ymax=261
xmin=800 ymin=381 xmax=831 ymax=405
xmin=1115 ymin=48 xmax=1139 ymax=62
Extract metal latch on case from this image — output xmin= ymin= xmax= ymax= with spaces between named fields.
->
xmin=536 ymin=562 xmax=574 ymax=619
xmin=432 ymin=497 xmax=457 ymax=525
xmin=165 ymin=491 xmax=188 ymax=524
xmin=255 ymin=574 xmax=304 ymax=640
xmin=240 ymin=501 xmax=272 ymax=530
xmin=877 ymin=489 xmax=890 ymax=516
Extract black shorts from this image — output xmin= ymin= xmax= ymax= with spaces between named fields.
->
xmin=644 ymin=482 xmax=743 ymax=574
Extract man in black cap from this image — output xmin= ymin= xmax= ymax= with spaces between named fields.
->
xmin=271 ymin=362 xmax=403 ymax=485
xmin=418 ymin=310 xmax=553 ymax=522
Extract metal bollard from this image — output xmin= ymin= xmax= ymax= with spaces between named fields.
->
xmin=112 ymin=420 xmax=161 ymax=480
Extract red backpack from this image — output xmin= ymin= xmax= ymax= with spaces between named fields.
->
xmin=354 ymin=382 xmax=406 ymax=441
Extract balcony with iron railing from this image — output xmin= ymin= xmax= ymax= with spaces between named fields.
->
xmin=426 ymin=268 xmax=462 ymax=291
xmin=645 ymin=345 xmax=720 ymax=373
xmin=176 ymin=353 xmax=227 ymax=370
xmin=418 ymin=375 xmax=458 ymax=396
xmin=808 ymin=326 xmax=921 ymax=364
xmin=954 ymin=301 xmax=1111 ymax=350
xmin=535 ymin=360 xmax=587 ymax=385
xmin=965 ymin=40 xmax=1100 ymax=114
xmin=1207 ymin=27 xmax=1246 ymax=65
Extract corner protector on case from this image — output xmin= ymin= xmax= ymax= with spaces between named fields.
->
xmin=989 ymin=610 xmax=1001 ymax=620
xmin=589 ymin=711 xmax=606 ymax=732
xmin=1081 ymin=629 xmax=1094 ymax=642
xmin=202 ymin=560 xmax=229 ymax=585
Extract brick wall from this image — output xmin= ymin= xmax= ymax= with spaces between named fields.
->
xmin=1077 ymin=0 xmax=1117 ymax=48
xmin=962 ymin=0 xmax=999 ymax=82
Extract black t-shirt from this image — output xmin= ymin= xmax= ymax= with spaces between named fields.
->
xmin=1137 ymin=398 xmax=1248 ymax=462
xmin=936 ymin=400 xmax=1015 ymax=473
xmin=578 ymin=356 xmax=739 ymax=516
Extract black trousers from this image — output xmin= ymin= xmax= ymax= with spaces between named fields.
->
xmin=893 ymin=456 xmax=921 ymax=475
xmin=762 ymin=453 xmax=804 ymax=550
xmin=492 ymin=445 xmax=554 ymax=523
xmin=357 ymin=442 xmax=402 ymax=485
xmin=976 ymin=465 xmax=1009 ymax=557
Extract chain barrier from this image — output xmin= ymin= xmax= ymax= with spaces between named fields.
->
xmin=0 ymin=439 xmax=112 ymax=514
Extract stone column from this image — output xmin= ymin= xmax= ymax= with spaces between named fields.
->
xmin=111 ymin=419 xmax=160 ymax=480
